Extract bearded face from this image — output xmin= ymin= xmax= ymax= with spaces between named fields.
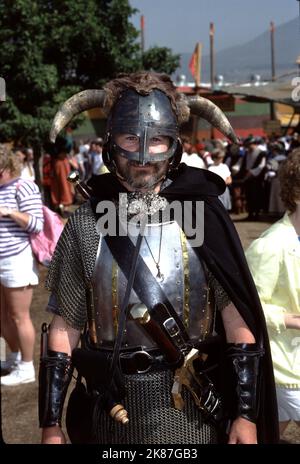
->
xmin=113 ymin=134 xmax=170 ymax=191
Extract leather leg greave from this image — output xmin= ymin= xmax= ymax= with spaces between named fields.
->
xmin=226 ymin=343 xmax=264 ymax=423
xmin=39 ymin=350 xmax=73 ymax=427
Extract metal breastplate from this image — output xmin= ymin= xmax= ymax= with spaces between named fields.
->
xmin=89 ymin=220 xmax=214 ymax=349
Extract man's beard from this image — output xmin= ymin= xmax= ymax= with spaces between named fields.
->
xmin=116 ymin=159 xmax=169 ymax=190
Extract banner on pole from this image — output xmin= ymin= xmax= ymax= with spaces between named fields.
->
xmin=189 ymin=43 xmax=202 ymax=86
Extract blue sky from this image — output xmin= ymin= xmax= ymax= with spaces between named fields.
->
xmin=130 ymin=0 xmax=299 ymax=54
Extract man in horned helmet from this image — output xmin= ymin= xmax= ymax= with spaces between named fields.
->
xmin=39 ymin=72 xmax=278 ymax=444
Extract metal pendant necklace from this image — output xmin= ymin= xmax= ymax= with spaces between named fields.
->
xmin=144 ymin=225 xmax=164 ymax=282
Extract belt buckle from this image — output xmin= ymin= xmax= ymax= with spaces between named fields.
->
xmin=163 ymin=317 xmax=180 ymax=336
xmin=128 ymin=350 xmax=152 ymax=374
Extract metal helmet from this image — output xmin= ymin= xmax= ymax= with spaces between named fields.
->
xmin=49 ymin=77 xmax=238 ymax=176
xmin=103 ymin=88 xmax=181 ymax=169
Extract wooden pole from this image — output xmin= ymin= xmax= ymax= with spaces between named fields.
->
xmin=195 ymin=42 xmax=202 ymax=87
xmin=270 ymin=21 xmax=276 ymax=120
xmin=270 ymin=21 xmax=276 ymax=81
xmin=210 ymin=22 xmax=215 ymax=139
xmin=141 ymin=15 xmax=145 ymax=54
xmin=209 ymin=22 xmax=215 ymax=91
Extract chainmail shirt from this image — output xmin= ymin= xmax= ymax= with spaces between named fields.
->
xmin=46 ymin=201 xmax=100 ymax=330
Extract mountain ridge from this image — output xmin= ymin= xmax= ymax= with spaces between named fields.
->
xmin=175 ymin=17 xmax=299 ymax=83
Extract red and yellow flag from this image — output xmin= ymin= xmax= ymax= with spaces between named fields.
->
xmin=189 ymin=42 xmax=202 ymax=86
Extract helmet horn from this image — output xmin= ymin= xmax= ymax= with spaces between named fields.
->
xmin=186 ymin=95 xmax=239 ymax=144
xmin=49 ymin=89 xmax=106 ymax=143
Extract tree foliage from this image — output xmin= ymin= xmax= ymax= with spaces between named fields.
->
xmin=0 ymin=0 xmax=180 ymax=149
xmin=0 ymin=0 xmax=140 ymax=147
xmin=142 ymin=47 xmax=180 ymax=75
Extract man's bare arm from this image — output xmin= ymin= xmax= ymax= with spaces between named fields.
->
xmin=221 ymin=302 xmax=255 ymax=343
xmin=48 ymin=315 xmax=81 ymax=354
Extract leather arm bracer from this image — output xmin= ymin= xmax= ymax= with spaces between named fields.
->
xmin=39 ymin=350 xmax=73 ymax=428
xmin=226 ymin=343 xmax=264 ymax=423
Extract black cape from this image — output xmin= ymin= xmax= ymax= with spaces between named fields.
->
xmin=88 ymin=163 xmax=279 ymax=444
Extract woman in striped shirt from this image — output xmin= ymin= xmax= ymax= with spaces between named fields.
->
xmin=0 ymin=146 xmax=43 ymax=386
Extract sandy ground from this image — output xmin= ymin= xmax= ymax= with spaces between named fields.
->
xmin=1 ymin=212 xmax=299 ymax=444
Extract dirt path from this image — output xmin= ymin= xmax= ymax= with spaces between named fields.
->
xmin=1 ymin=213 xmax=299 ymax=444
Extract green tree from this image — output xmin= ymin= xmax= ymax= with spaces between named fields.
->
xmin=0 ymin=0 xmax=140 ymax=172
xmin=0 ymin=0 xmax=180 ymax=180
xmin=142 ymin=46 xmax=180 ymax=75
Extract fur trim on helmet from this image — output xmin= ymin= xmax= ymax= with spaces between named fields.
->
xmin=103 ymin=71 xmax=190 ymax=125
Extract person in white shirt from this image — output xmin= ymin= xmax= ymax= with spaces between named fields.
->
xmin=195 ymin=142 xmax=213 ymax=168
xmin=246 ymin=148 xmax=300 ymax=440
xmin=89 ymin=139 xmax=105 ymax=176
xmin=16 ymin=148 xmax=36 ymax=182
xmin=209 ymin=148 xmax=232 ymax=210
xmin=180 ymin=137 xmax=206 ymax=169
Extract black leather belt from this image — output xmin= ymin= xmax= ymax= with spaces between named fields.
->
xmin=84 ymin=338 xmax=169 ymax=375
xmin=119 ymin=350 xmax=166 ymax=375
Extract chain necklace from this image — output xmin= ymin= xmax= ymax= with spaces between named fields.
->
xmin=143 ymin=225 xmax=164 ymax=282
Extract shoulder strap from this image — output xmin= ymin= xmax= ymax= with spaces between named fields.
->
xmin=104 ymin=232 xmax=189 ymax=340
xmin=106 ymin=228 xmax=145 ymax=390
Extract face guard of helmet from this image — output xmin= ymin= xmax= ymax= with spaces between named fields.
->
xmin=105 ymin=89 xmax=181 ymax=169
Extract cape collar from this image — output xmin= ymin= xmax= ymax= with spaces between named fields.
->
xmin=88 ymin=163 xmax=225 ymax=201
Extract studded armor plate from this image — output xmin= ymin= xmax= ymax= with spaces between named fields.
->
xmin=90 ymin=218 xmax=214 ymax=348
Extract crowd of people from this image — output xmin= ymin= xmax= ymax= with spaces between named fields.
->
xmin=181 ymin=132 xmax=300 ymax=217
xmin=0 ymin=71 xmax=299 ymax=445
xmin=8 ymin=130 xmax=300 ymax=223
xmin=41 ymin=136 xmax=107 ymax=217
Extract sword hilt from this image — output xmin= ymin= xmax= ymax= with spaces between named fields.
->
xmin=67 ymin=171 xmax=92 ymax=199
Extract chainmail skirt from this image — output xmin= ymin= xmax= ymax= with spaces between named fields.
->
xmin=94 ymin=369 xmax=217 ymax=444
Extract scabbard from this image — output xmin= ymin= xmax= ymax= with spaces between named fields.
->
xmin=130 ymin=303 xmax=183 ymax=365
xmin=67 ymin=171 xmax=92 ymax=200
xmin=143 ymin=317 xmax=183 ymax=364
xmin=40 ymin=323 xmax=49 ymax=359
